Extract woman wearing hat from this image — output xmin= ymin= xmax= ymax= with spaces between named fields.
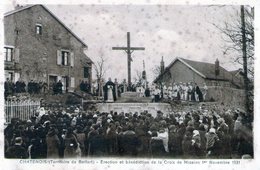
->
xmin=46 ymin=127 xmax=60 ymax=158
xmin=63 ymin=127 xmax=78 ymax=158
xmin=205 ymin=128 xmax=219 ymax=158
xmin=191 ymin=130 xmax=202 ymax=157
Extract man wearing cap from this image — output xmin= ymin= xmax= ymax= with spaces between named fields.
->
xmin=5 ymin=137 xmax=28 ymax=158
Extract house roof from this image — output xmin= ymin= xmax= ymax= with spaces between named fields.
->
xmin=229 ymin=68 xmax=244 ymax=77
xmin=180 ymin=58 xmax=232 ymax=80
xmin=154 ymin=57 xmax=241 ymax=86
xmin=4 ymin=5 xmax=88 ymax=48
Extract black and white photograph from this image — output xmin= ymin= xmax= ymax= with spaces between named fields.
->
xmin=1 ymin=0 xmax=259 ymax=169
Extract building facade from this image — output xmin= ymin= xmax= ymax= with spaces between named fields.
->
xmin=154 ymin=57 xmax=243 ymax=89
xmin=4 ymin=5 xmax=92 ymax=92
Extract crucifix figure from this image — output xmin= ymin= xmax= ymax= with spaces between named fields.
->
xmin=112 ymin=32 xmax=145 ymax=89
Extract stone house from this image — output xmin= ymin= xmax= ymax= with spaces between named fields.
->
xmin=154 ymin=57 xmax=247 ymax=105
xmin=154 ymin=57 xmax=243 ymax=89
xmin=4 ymin=5 xmax=92 ymax=92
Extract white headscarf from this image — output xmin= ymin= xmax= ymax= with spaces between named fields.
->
xmin=209 ymin=128 xmax=216 ymax=133
xmin=193 ymin=130 xmax=200 ymax=137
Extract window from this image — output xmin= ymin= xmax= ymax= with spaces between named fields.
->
xmin=4 ymin=47 xmax=13 ymax=61
xmin=61 ymin=51 xmax=69 ymax=66
xmin=35 ymin=24 xmax=42 ymax=35
xmin=15 ymin=29 xmax=19 ymax=35
xmin=57 ymin=50 xmax=74 ymax=66
xmin=84 ymin=67 xmax=89 ymax=78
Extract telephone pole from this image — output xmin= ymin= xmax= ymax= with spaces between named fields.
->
xmin=241 ymin=5 xmax=249 ymax=112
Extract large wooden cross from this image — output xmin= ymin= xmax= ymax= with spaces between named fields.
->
xmin=112 ymin=32 xmax=145 ymax=88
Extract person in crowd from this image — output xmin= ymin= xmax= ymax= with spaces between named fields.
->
xmin=28 ymin=80 xmax=34 ymax=95
xmin=63 ymin=127 xmax=78 ymax=158
xmin=85 ymin=81 xmax=91 ymax=93
xmin=195 ymin=83 xmax=203 ymax=102
xmin=191 ymin=130 xmax=202 ymax=157
xmin=5 ymin=137 xmax=28 ymax=159
xmin=120 ymin=123 xmax=139 ymax=156
xmin=145 ymin=87 xmax=151 ymax=97
xmin=154 ymin=86 xmax=161 ymax=102
xmin=74 ymin=125 xmax=86 ymax=157
xmin=179 ymin=82 xmax=184 ymax=100
xmin=205 ymin=128 xmax=219 ymax=158
xmin=151 ymin=128 xmax=169 ymax=153
xmin=182 ymin=131 xmax=193 ymax=158
xmin=191 ymin=82 xmax=196 ymax=101
xmin=42 ymin=81 xmax=48 ymax=93
xmin=4 ymin=103 xmax=253 ymax=159
xmin=52 ymin=82 xmax=58 ymax=95
xmin=28 ymin=138 xmax=44 ymax=159
xmin=21 ymin=80 xmax=26 ymax=93
xmin=187 ymin=82 xmax=193 ymax=101
xmin=4 ymin=78 xmax=13 ymax=99
xmin=103 ymin=78 xmax=116 ymax=101
xmin=15 ymin=80 xmax=22 ymax=93
xmin=183 ymin=83 xmax=188 ymax=101
xmin=217 ymin=118 xmax=231 ymax=158
xmin=38 ymin=81 xmax=43 ymax=94
xmin=46 ymin=126 xmax=60 ymax=158
xmin=57 ymin=80 xmax=63 ymax=94
xmin=80 ymin=80 xmax=85 ymax=92
xmin=201 ymin=83 xmax=208 ymax=101
xmin=150 ymin=131 xmax=165 ymax=157
xmin=106 ymin=121 xmax=117 ymax=155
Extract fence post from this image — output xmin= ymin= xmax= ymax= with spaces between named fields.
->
xmin=4 ymin=99 xmax=41 ymax=123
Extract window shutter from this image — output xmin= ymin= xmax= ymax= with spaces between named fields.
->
xmin=57 ymin=50 xmax=61 ymax=65
xmin=14 ymin=48 xmax=20 ymax=63
xmin=14 ymin=72 xmax=20 ymax=82
xmin=70 ymin=52 xmax=74 ymax=67
xmin=4 ymin=71 xmax=9 ymax=80
xmin=70 ymin=77 xmax=75 ymax=88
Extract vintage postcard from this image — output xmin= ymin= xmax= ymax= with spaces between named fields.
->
xmin=0 ymin=0 xmax=259 ymax=170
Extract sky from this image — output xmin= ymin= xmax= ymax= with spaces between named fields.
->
xmin=3 ymin=4 xmax=243 ymax=83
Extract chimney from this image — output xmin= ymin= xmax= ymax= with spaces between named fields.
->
xmin=15 ymin=4 xmax=23 ymax=10
xmin=215 ymin=58 xmax=220 ymax=76
xmin=142 ymin=60 xmax=146 ymax=79
xmin=160 ymin=56 xmax=165 ymax=74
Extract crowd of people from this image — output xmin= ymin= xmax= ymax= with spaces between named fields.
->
xmin=80 ymin=81 xmax=91 ymax=94
xmin=148 ymin=82 xmax=208 ymax=102
xmin=4 ymin=78 xmax=48 ymax=99
xmin=4 ymin=104 xmax=253 ymax=159
xmin=51 ymin=80 xmax=63 ymax=95
xmin=4 ymin=78 xmax=66 ymax=99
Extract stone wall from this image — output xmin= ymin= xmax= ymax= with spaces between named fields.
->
xmin=96 ymin=103 xmax=172 ymax=117
xmin=206 ymin=86 xmax=246 ymax=109
xmin=4 ymin=5 xmax=92 ymax=90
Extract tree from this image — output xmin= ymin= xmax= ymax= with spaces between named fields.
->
xmin=213 ymin=5 xmax=254 ymax=112
xmin=133 ymin=69 xmax=142 ymax=85
xmin=152 ymin=65 xmax=161 ymax=80
xmin=93 ymin=51 xmax=107 ymax=97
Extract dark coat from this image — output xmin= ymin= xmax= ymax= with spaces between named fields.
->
xmin=46 ymin=132 xmax=60 ymax=158
xmin=120 ymin=131 xmax=139 ymax=156
xmin=182 ymin=135 xmax=193 ymax=157
xmin=63 ymin=134 xmax=78 ymax=158
xmin=5 ymin=144 xmax=28 ymax=159
xmin=150 ymin=138 xmax=166 ymax=157
xmin=195 ymin=86 xmax=203 ymax=102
